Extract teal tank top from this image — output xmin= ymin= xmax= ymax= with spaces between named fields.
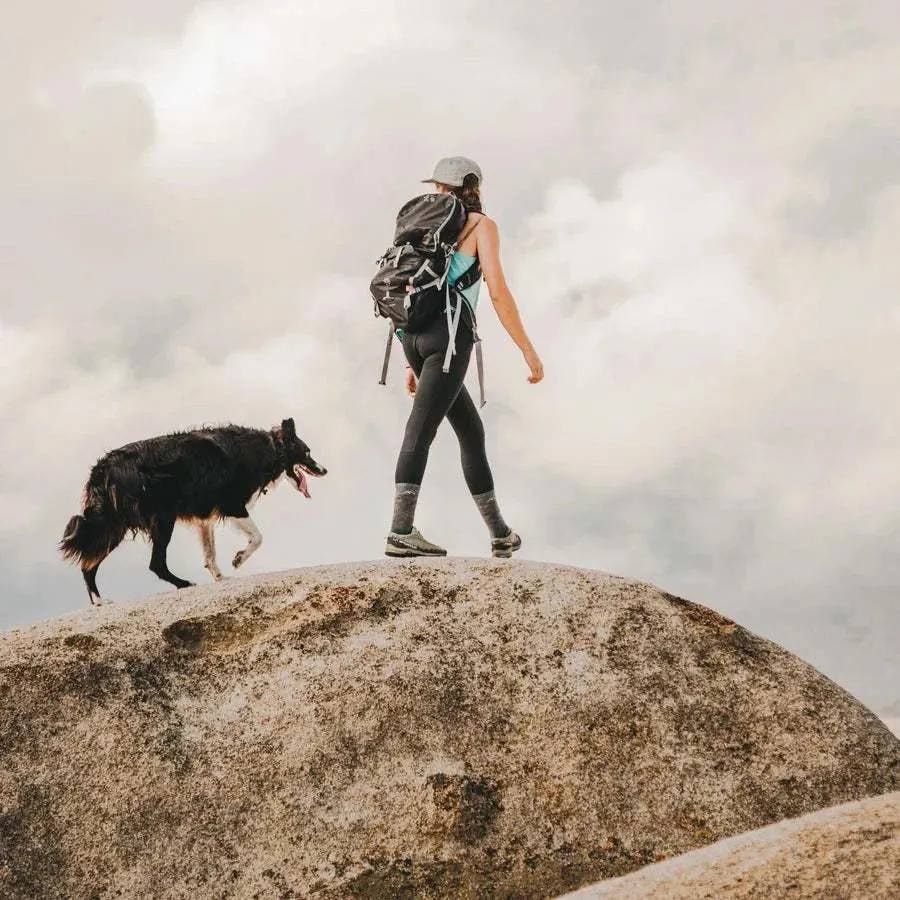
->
xmin=447 ymin=251 xmax=482 ymax=314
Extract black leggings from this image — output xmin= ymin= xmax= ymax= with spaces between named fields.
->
xmin=395 ymin=315 xmax=494 ymax=494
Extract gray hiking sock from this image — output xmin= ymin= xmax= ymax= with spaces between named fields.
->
xmin=472 ymin=490 xmax=511 ymax=539
xmin=391 ymin=483 xmax=421 ymax=535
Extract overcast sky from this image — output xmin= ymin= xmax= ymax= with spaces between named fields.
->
xmin=2 ymin=1 xmax=898 ymax=728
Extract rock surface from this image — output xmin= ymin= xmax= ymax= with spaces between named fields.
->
xmin=557 ymin=790 xmax=900 ymax=900
xmin=1 ymin=559 xmax=898 ymax=899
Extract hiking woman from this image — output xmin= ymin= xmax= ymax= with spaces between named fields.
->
xmin=386 ymin=155 xmax=544 ymax=558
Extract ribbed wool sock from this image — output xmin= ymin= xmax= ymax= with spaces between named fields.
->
xmin=472 ymin=490 xmax=511 ymax=539
xmin=390 ymin=483 xmax=421 ymax=535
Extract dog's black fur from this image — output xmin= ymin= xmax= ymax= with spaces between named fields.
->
xmin=60 ymin=418 xmax=326 ymax=604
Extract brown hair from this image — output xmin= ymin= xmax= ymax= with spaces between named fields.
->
xmin=448 ymin=173 xmax=483 ymax=213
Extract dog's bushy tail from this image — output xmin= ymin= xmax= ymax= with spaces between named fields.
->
xmin=59 ymin=512 xmax=126 ymax=569
xmin=60 ymin=463 xmax=131 ymax=568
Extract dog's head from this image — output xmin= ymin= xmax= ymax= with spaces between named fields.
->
xmin=274 ymin=418 xmax=327 ymax=497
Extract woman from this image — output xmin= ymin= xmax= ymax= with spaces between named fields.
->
xmin=386 ymin=155 xmax=543 ymax=558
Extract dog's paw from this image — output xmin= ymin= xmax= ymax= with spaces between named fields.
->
xmin=90 ymin=597 xmax=114 ymax=607
xmin=232 ymin=551 xmax=246 ymax=569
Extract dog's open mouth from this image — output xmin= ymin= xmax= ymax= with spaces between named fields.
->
xmin=291 ymin=463 xmax=324 ymax=498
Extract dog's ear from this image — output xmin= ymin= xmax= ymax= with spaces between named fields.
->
xmin=281 ymin=418 xmax=297 ymax=439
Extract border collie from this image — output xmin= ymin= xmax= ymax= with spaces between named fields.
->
xmin=60 ymin=418 xmax=326 ymax=605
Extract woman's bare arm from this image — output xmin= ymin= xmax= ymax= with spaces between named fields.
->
xmin=477 ymin=217 xmax=544 ymax=383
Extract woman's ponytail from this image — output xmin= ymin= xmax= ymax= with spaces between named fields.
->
xmin=452 ymin=173 xmax=483 ymax=213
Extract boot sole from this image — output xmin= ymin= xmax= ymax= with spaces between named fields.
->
xmin=385 ymin=545 xmax=447 ymax=558
xmin=491 ymin=535 xmax=522 ymax=558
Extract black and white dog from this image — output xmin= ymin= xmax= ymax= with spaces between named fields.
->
xmin=60 ymin=418 xmax=326 ymax=605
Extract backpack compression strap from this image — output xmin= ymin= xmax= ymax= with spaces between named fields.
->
xmin=475 ymin=341 xmax=486 ymax=408
xmin=378 ymin=321 xmax=394 ymax=385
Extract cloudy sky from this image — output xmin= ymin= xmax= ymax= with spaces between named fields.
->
xmin=2 ymin=1 xmax=898 ymax=730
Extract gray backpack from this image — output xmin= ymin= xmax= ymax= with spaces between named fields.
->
xmin=370 ymin=193 xmax=485 ymax=404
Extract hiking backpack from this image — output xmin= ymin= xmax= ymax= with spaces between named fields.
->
xmin=370 ymin=192 xmax=486 ymax=405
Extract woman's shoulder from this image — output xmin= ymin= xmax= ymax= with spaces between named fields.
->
xmin=467 ymin=211 xmax=496 ymax=234
xmin=472 ymin=214 xmax=499 ymax=243
xmin=459 ymin=213 xmax=497 ymax=256
xmin=459 ymin=211 xmax=490 ymax=244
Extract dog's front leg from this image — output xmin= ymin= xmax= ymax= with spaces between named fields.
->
xmin=231 ymin=515 xmax=263 ymax=569
xmin=197 ymin=520 xmax=224 ymax=581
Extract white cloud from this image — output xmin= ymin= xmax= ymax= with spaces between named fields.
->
xmin=0 ymin=320 xmax=51 ymax=405
xmin=488 ymin=157 xmax=774 ymax=484
xmin=98 ymin=0 xmax=410 ymax=175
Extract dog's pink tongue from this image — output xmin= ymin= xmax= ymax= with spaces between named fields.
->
xmin=298 ymin=469 xmax=310 ymax=498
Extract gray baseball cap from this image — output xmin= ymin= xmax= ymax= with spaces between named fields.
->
xmin=422 ymin=155 xmax=483 ymax=187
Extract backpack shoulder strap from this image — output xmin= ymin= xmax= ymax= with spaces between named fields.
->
xmin=456 ymin=213 xmax=485 ymax=248
xmin=451 ymin=214 xmax=485 ymax=293
xmin=453 ymin=259 xmax=482 ymax=292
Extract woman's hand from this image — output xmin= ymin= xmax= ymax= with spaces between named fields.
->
xmin=524 ymin=347 xmax=544 ymax=384
xmin=406 ymin=366 xmax=417 ymax=396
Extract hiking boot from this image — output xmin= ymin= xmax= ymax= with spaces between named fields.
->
xmin=385 ymin=527 xmax=447 ymax=557
xmin=491 ymin=530 xmax=522 ymax=558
